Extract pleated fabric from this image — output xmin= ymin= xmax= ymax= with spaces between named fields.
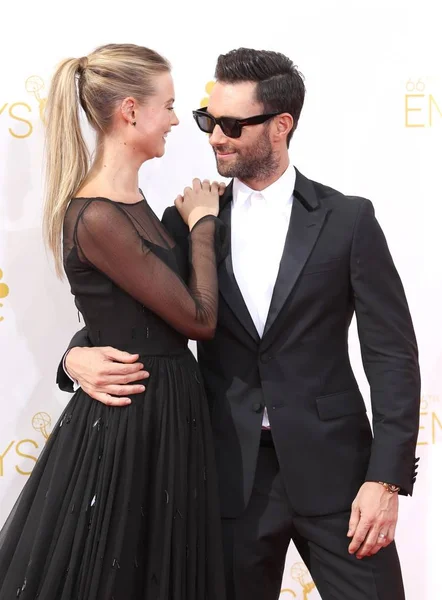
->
xmin=0 ymin=352 xmax=226 ymax=600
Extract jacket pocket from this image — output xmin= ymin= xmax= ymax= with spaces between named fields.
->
xmin=316 ymin=389 xmax=367 ymax=421
xmin=302 ymin=258 xmax=342 ymax=276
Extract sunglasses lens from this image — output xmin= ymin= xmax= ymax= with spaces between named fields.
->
xmin=193 ymin=111 xmax=244 ymax=138
xmin=194 ymin=112 xmax=214 ymax=134
xmin=220 ymin=118 xmax=241 ymax=138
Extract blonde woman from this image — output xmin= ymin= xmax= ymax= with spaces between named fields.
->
xmin=0 ymin=44 xmax=226 ymax=600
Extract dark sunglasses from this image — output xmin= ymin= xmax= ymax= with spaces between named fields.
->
xmin=192 ymin=106 xmax=280 ymax=139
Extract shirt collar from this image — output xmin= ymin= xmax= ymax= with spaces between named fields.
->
xmin=232 ymin=165 xmax=296 ymax=210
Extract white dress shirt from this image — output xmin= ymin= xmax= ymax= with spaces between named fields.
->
xmin=231 ymin=165 xmax=296 ymax=427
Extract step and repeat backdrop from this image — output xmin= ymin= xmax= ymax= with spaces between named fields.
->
xmin=0 ymin=1 xmax=441 ymax=597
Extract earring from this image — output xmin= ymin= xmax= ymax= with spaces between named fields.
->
xmin=132 ymin=121 xmax=136 ymax=126
xmin=132 ymin=111 xmax=136 ymax=126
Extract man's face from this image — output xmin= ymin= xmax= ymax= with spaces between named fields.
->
xmin=207 ymin=81 xmax=278 ymax=183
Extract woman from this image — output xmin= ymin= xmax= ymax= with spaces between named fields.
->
xmin=0 ymin=43 xmax=226 ymax=600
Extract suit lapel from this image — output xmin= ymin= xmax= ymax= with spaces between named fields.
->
xmin=218 ymin=184 xmax=260 ymax=343
xmin=263 ymin=170 xmax=330 ymax=337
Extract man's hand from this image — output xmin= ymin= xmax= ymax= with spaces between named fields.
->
xmin=347 ymin=482 xmax=399 ymax=559
xmin=66 ymin=347 xmax=149 ymax=406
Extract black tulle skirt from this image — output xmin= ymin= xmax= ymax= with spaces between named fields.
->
xmin=0 ymin=350 xmax=226 ymax=600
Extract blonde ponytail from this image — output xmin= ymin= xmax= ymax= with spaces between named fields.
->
xmin=43 ymin=57 xmax=89 ymax=277
xmin=42 ymin=44 xmax=170 ymax=277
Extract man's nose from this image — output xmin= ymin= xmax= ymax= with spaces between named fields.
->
xmin=209 ymin=124 xmax=228 ymax=146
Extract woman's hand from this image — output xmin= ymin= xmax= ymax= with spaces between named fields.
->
xmin=175 ymin=178 xmax=225 ymax=230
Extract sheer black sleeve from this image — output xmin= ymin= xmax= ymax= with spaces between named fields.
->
xmin=74 ymin=200 xmax=223 ymax=340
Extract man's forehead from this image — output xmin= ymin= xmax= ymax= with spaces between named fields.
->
xmin=207 ymin=81 xmax=261 ymax=116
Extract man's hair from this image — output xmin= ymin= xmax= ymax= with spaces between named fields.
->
xmin=215 ymin=48 xmax=305 ymax=146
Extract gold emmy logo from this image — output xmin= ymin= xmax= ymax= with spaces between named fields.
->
xmin=26 ymin=75 xmax=47 ymax=123
xmin=32 ymin=412 xmax=52 ymax=441
xmin=0 ymin=268 xmax=10 ymax=322
xmin=0 ymin=412 xmax=52 ymax=477
xmin=291 ymin=562 xmax=316 ymax=599
xmin=418 ymin=395 xmax=442 ymax=445
xmin=1 ymin=76 xmax=47 ymax=138
xmin=200 ymin=81 xmax=215 ymax=108
xmin=405 ymin=77 xmax=442 ymax=127
xmin=280 ymin=562 xmax=316 ymax=599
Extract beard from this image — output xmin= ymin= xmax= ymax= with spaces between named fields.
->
xmin=213 ymin=127 xmax=279 ymax=182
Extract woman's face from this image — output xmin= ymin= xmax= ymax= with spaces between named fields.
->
xmin=123 ymin=71 xmax=179 ymax=160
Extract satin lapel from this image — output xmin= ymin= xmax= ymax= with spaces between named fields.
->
xmin=262 ymin=173 xmax=330 ymax=338
xmin=217 ymin=186 xmax=260 ymax=344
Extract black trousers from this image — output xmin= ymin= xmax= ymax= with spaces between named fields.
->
xmin=222 ymin=434 xmax=405 ymax=600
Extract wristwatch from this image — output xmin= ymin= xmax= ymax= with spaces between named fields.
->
xmin=378 ymin=481 xmax=401 ymax=494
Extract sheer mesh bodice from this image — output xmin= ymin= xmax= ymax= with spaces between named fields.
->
xmin=62 ymin=196 xmax=224 ymax=350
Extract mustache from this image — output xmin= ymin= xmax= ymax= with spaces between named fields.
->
xmin=213 ymin=145 xmax=236 ymax=154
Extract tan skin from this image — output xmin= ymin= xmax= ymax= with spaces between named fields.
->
xmin=66 ymin=80 xmax=398 ymax=560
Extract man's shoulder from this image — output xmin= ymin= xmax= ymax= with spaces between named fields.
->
xmin=309 ymin=177 xmax=369 ymax=213
xmin=161 ymin=205 xmax=188 ymax=236
xmin=162 ymin=204 xmax=180 ymax=222
xmin=312 ymin=181 xmax=369 ymax=211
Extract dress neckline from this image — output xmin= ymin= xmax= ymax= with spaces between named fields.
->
xmin=72 ymin=188 xmax=146 ymax=206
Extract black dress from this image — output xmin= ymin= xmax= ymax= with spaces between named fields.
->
xmin=0 ymin=197 xmax=227 ymax=600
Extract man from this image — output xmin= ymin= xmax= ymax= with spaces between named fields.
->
xmin=58 ymin=48 xmax=420 ymax=599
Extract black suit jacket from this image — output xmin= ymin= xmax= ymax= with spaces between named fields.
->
xmin=58 ymin=169 xmax=420 ymax=518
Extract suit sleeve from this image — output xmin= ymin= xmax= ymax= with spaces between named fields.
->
xmin=350 ymin=199 xmax=420 ymax=495
xmin=56 ymin=327 xmax=92 ymax=392
xmin=161 ymin=205 xmax=191 ymax=253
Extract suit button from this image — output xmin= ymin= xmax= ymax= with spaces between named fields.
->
xmin=252 ymin=402 xmax=264 ymax=413
xmin=260 ymin=353 xmax=272 ymax=363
